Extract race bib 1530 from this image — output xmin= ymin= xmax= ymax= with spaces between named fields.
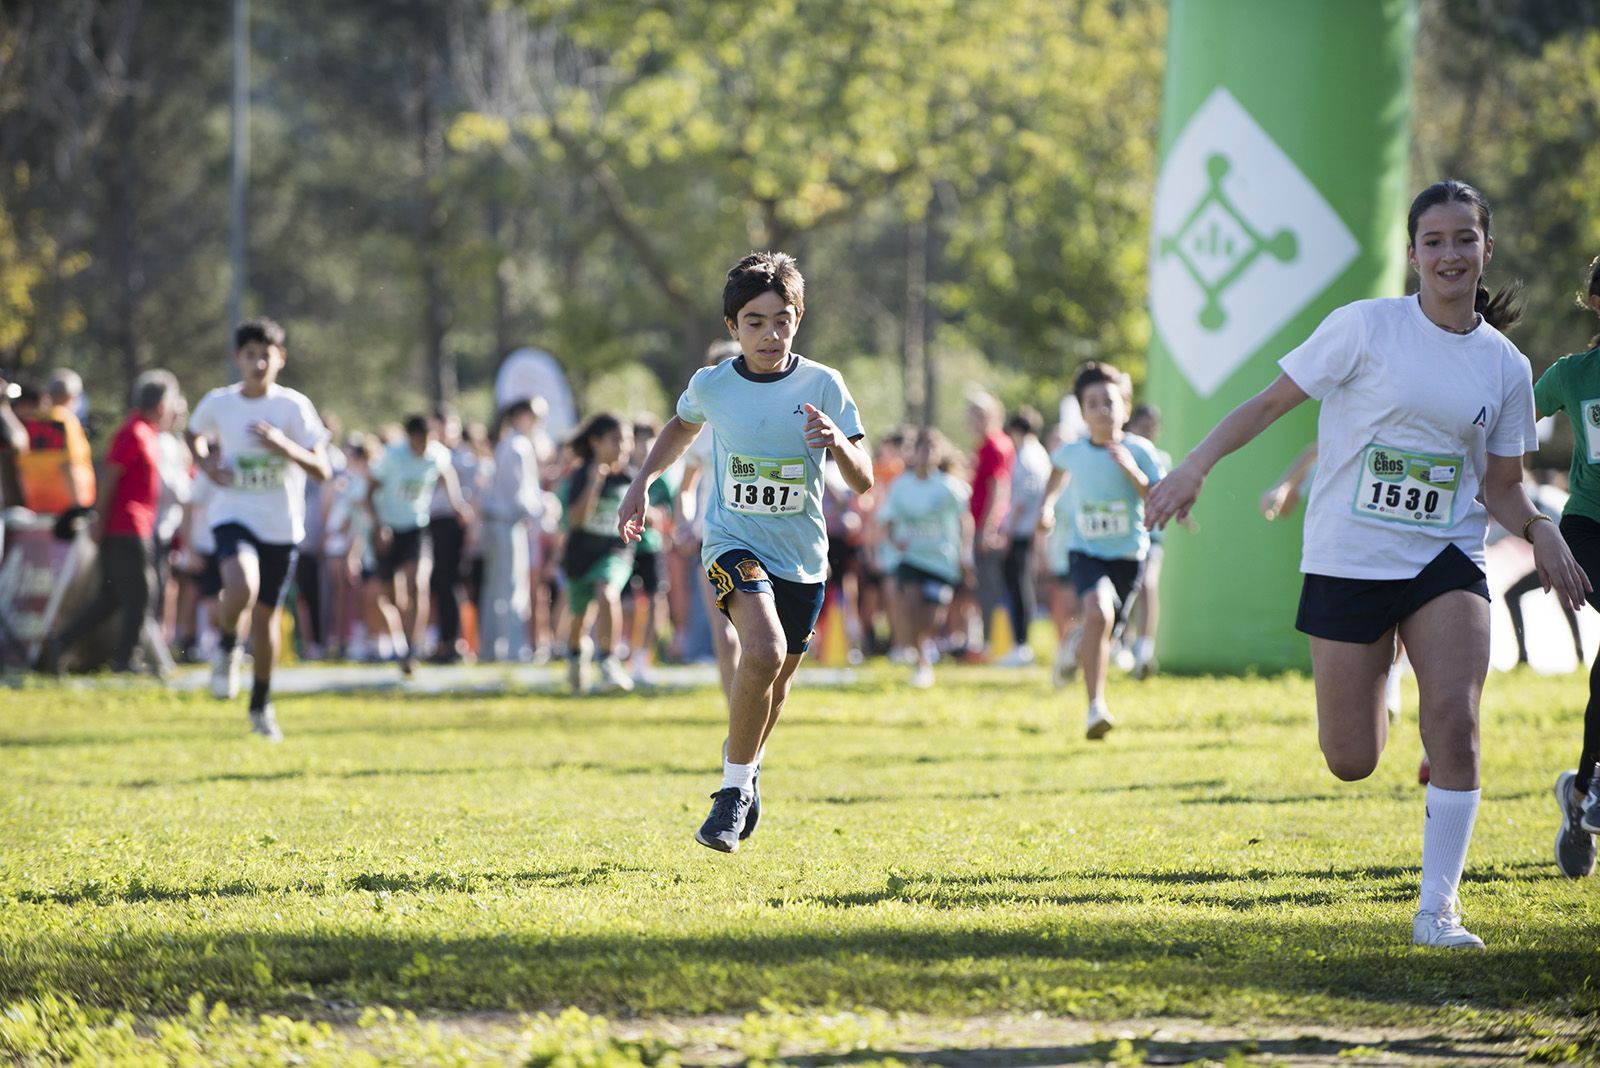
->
xmin=1352 ymin=444 xmax=1461 ymax=528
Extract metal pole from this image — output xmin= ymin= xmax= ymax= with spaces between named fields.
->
xmin=227 ymin=0 xmax=249 ymax=367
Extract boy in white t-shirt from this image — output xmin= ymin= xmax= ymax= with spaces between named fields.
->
xmin=187 ymin=318 xmax=332 ymax=741
xmin=1148 ymin=181 xmax=1589 ymax=949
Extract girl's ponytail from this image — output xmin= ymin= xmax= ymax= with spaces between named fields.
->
xmin=1477 ymin=277 xmax=1524 ymax=333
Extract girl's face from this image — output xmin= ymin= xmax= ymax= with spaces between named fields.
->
xmin=1079 ymin=382 xmax=1125 ymax=438
xmin=1409 ymin=200 xmax=1491 ymax=307
xmin=592 ymin=427 xmax=628 ymax=465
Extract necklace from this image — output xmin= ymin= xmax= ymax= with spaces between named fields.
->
xmin=1418 ymin=294 xmax=1478 ymax=335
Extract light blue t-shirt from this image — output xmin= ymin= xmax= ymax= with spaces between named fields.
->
xmin=1047 ymin=433 xmax=1165 ymax=568
xmin=677 ymin=354 xmax=864 ymax=583
xmin=372 ymin=440 xmax=452 ymax=531
xmin=881 ymin=470 xmax=969 ymax=584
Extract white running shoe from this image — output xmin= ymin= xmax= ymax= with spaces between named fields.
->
xmin=1385 ymin=661 xmax=1403 ymax=725
xmin=597 ymin=655 xmax=635 ymax=693
xmin=1112 ymin=644 xmax=1135 ymax=672
xmin=248 ymin=705 xmax=283 ymax=743
xmin=908 ymin=663 xmax=935 ymax=689
xmin=211 ymin=646 xmax=243 ymax=700
xmin=995 ymin=646 xmax=1035 ymax=667
xmin=1052 ymin=626 xmax=1082 ymax=690
xmin=1412 ymin=908 xmax=1484 ymax=949
xmin=1085 ymin=703 xmax=1114 ymax=741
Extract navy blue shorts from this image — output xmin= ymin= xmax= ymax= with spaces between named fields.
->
xmin=212 ymin=522 xmax=299 ymax=610
xmin=895 ymin=561 xmax=956 ymax=606
xmin=1295 ymin=543 xmax=1489 ymax=644
xmin=1065 ymin=551 xmax=1145 ymax=613
xmin=707 ymin=548 xmax=826 ymax=655
xmin=377 ymin=525 xmax=430 ymax=581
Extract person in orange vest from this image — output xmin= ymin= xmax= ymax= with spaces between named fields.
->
xmin=12 ymin=378 xmax=94 ymax=517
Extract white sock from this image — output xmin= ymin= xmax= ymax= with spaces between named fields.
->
xmin=1419 ymin=784 xmax=1479 ymax=916
xmin=1088 ymin=697 xmax=1109 ymax=718
xmin=1133 ymin=636 xmax=1155 ymax=662
xmin=721 ymin=759 xmax=757 ymax=795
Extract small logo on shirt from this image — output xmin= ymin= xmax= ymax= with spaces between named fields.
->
xmin=792 ymin=405 xmax=806 ymax=416
xmin=1471 ymin=406 xmax=1487 ymax=428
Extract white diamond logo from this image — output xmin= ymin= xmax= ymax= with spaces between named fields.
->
xmin=1150 ymin=88 xmax=1360 ymax=398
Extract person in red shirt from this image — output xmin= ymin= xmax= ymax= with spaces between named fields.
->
xmin=967 ymin=391 xmax=1014 ymax=657
xmin=42 ymin=371 xmax=179 ymax=673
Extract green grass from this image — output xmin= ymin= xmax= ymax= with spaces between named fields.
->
xmin=2 ymin=664 xmax=1598 ymax=1064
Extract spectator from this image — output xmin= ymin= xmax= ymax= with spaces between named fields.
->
xmin=998 ymin=406 xmax=1051 ymax=665
xmin=13 ymin=378 xmax=95 ymax=516
xmin=427 ymin=409 xmax=473 ymax=663
xmin=0 ymin=373 xmax=28 ymax=513
xmin=47 ymin=368 xmax=87 ymax=425
xmin=966 ymin=391 xmax=1014 ymax=657
xmin=480 ymin=400 xmax=542 ymax=661
xmin=40 ymin=371 xmax=178 ymax=673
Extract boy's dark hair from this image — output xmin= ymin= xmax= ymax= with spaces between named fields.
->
xmin=1005 ymin=406 xmax=1042 ymax=437
xmin=1406 ymin=180 xmax=1523 ymax=333
xmin=632 ymin=414 xmax=661 ymax=440
xmin=501 ymin=399 xmax=535 ymax=422
xmin=1071 ymin=361 xmax=1131 ymax=405
xmin=723 ymin=251 xmax=805 ymax=323
xmin=403 ymin=414 xmax=429 ymax=438
xmin=570 ymin=412 xmax=622 ymax=462
xmin=234 ymin=316 xmax=286 ymax=351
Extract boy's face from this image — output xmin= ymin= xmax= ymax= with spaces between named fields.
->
xmin=235 ymin=340 xmax=285 ymax=389
xmin=408 ymin=431 xmax=430 ymax=455
xmin=1079 ymin=382 xmax=1125 ymax=437
xmin=725 ymin=290 xmax=801 ymax=372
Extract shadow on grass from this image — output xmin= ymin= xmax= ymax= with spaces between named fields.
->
xmin=789 ymin=1035 xmax=1526 ymax=1067
xmin=114 ymin=758 xmax=705 ymax=790
xmin=10 ymin=864 xmax=645 ymax=907
xmin=3 ymin=911 xmax=1594 ymax=1020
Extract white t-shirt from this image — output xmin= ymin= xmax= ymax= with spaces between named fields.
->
xmin=187 ymin=383 xmax=329 ymax=545
xmin=1279 ymin=296 xmax=1536 ymax=580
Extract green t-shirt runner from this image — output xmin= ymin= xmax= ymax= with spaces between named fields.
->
xmin=1534 ymin=347 xmax=1600 ymax=523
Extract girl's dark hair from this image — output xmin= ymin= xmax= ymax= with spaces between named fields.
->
xmin=1406 ymin=180 xmax=1523 ymax=332
xmin=1581 ymin=255 xmax=1600 ymax=349
xmin=723 ymin=251 xmax=805 ymax=323
xmin=1071 ymin=361 xmax=1132 ymax=406
xmin=570 ymin=412 xmax=622 ymax=461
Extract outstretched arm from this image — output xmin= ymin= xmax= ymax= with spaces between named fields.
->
xmin=619 ymin=416 xmax=703 ymax=543
xmin=1483 ymin=452 xmax=1589 ymax=612
xmin=1145 ymin=372 xmax=1309 ymax=529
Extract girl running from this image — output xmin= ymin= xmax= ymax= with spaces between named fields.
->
xmin=559 ymin=413 xmax=635 ymax=694
xmin=1533 ymin=254 xmax=1600 ymax=878
xmin=881 ymin=428 xmax=971 ymax=688
xmin=1147 ymin=180 xmax=1589 ymax=948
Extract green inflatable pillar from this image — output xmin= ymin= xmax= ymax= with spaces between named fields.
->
xmin=1147 ymin=0 xmax=1418 ymax=672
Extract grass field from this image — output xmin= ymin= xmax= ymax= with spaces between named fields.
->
xmin=2 ymin=663 xmax=1598 ymax=1065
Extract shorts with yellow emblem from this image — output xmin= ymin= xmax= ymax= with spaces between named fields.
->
xmin=707 ymin=548 xmax=826 ymax=655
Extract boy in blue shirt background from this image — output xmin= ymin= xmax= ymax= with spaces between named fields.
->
xmin=1039 ymin=362 xmax=1165 ymax=741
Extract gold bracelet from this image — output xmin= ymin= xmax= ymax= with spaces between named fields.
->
xmin=1522 ymin=513 xmax=1554 ymax=541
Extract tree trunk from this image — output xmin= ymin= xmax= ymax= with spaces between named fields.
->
xmin=104 ymin=22 xmax=141 ymax=399
xmin=414 ymin=14 xmax=452 ymax=412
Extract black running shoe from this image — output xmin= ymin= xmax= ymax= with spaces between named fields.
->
xmin=695 ymin=787 xmax=751 ymax=853
xmin=1555 ymin=769 xmax=1596 ymax=879
xmin=740 ymin=768 xmax=761 ymax=841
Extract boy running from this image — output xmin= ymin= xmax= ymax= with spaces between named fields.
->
xmin=1038 ymin=362 xmax=1165 ymax=740
xmin=618 ymin=252 xmax=872 ymax=852
xmin=365 ymin=414 xmax=471 ymax=676
xmin=188 ymin=318 xmax=332 ymax=741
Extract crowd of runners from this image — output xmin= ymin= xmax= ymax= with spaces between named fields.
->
xmin=3 ymin=181 xmax=1600 ymax=950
